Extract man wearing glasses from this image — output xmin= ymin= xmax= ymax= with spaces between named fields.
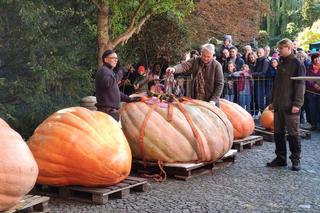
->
xmin=95 ymin=49 xmax=140 ymax=121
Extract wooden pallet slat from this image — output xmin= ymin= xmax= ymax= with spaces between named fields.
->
xmin=4 ymin=195 xmax=50 ymax=213
xmin=132 ymin=149 xmax=237 ymax=181
xmin=232 ymin=135 xmax=264 ymax=152
xmin=31 ymin=176 xmax=149 ymax=205
xmin=254 ymin=126 xmax=311 ymax=142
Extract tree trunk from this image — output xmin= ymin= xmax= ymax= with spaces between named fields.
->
xmin=97 ymin=1 xmax=113 ymax=70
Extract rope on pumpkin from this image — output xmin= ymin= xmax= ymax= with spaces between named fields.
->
xmin=140 ymin=161 xmax=167 ymax=182
xmin=167 ymin=103 xmax=173 ymax=122
xmin=172 ymin=96 xmax=206 ymax=161
xmin=139 ymin=103 xmax=158 ymax=168
xmin=182 ymin=97 xmax=234 ymax=151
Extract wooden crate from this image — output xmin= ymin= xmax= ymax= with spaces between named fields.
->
xmin=31 ymin=176 xmax=149 ymax=205
xmin=4 ymin=195 xmax=49 ymax=213
xmin=232 ymin=135 xmax=264 ymax=152
xmin=254 ymin=126 xmax=311 ymax=142
xmin=132 ymin=149 xmax=237 ymax=181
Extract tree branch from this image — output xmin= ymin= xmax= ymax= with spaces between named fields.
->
xmin=91 ymin=0 xmax=102 ymax=11
xmin=111 ymin=12 xmax=152 ymax=47
xmin=127 ymin=0 xmax=148 ymax=31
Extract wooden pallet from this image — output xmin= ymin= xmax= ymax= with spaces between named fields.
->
xmin=232 ymin=135 xmax=263 ymax=152
xmin=132 ymin=149 xmax=237 ymax=181
xmin=254 ymin=126 xmax=311 ymax=142
xmin=31 ymin=176 xmax=148 ymax=205
xmin=4 ymin=195 xmax=49 ymax=213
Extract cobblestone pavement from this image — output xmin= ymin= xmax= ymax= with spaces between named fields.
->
xmin=49 ymin=131 xmax=320 ymax=213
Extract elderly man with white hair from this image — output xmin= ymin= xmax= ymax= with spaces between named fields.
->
xmin=166 ymin=43 xmax=224 ymax=106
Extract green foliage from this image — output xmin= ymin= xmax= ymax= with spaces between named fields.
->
xmin=107 ymin=0 xmax=194 ymax=40
xmin=297 ymin=19 xmax=320 ymax=50
xmin=117 ymin=13 xmax=190 ymax=66
xmin=0 ymin=1 xmax=96 ymax=138
xmin=256 ymin=30 xmax=269 ymax=47
xmin=263 ymin=0 xmax=320 ymax=46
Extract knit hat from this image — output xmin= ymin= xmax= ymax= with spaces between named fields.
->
xmin=102 ymin=49 xmax=114 ymax=61
xmin=224 ymin=35 xmax=232 ymax=42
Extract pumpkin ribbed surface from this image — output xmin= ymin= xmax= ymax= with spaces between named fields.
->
xmin=219 ymin=99 xmax=255 ymax=139
xmin=28 ymin=107 xmax=131 ymax=187
xmin=120 ymin=99 xmax=233 ymax=163
xmin=260 ymin=106 xmax=274 ymax=130
xmin=0 ymin=118 xmax=38 ymax=211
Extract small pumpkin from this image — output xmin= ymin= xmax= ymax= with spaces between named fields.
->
xmin=0 ymin=118 xmax=38 ymax=211
xmin=260 ymin=106 xmax=274 ymax=130
xmin=28 ymin=107 xmax=131 ymax=187
xmin=120 ymin=98 xmax=233 ymax=163
xmin=219 ymin=99 xmax=255 ymax=139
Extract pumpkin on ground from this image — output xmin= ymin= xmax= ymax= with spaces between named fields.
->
xmin=219 ymin=99 xmax=255 ymax=139
xmin=260 ymin=106 xmax=274 ymax=130
xmin=28 ymin=107 xmax=131 ymax=187
xmin=120 ymin=97 xmax=233 ymax=163
xmin=0 ymin=118 xmax=38 ymax=211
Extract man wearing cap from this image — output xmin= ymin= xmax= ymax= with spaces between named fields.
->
xmin=95 ymin=49 xmax=140 ymax=121
xmin=166 ymin=43 xmax=224 ymax=106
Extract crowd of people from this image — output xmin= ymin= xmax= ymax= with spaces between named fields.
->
xmin=95 ymin=36 xmax=320 ymax=131
xmin=94 ymin=37 xmax=319 ymax=171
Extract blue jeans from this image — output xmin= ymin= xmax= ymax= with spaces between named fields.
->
xmin=307 ymin=92 xmax=320 ymax=128
xmin=225 ymin=95 xmax=234 ymax=102
xmin=254 ymin=80 xmax=265 ymax=114
xmin=239 ymin=93 xmax=251 ymax=113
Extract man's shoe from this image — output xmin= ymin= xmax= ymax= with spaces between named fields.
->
xmin=266 ymin=158 xmax=287 ymax=167
xmin=291 ymin=161 xmax=301 ymax=171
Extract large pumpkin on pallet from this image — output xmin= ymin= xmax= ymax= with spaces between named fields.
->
xmin=0 ymin=118 xmax=38 ymax=211
xmin=219 ymin=99 xmax=255 ymax=139
xmin=120 ymin=98 xmax=233 ymax=163
xmin=28 ymin=107 xmax=131 ymax=187
xmin=260 ymin=106 xmax=274 ymax=130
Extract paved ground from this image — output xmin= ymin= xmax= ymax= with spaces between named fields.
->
xmin=49 ymin=131 xmax=320 ymax=213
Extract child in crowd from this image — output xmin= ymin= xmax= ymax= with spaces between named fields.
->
xmin=175 ymin=77 xmax=185 ymax=97
xmin=223 ymin=62 xmax=236 ymax=102
xmin=133 ymin=65 xmax=148 ymax=93
xmin=231 ymin=64 xmax=253 ymax=112
xmin=265 ymin=58 xmax=278 ymax=105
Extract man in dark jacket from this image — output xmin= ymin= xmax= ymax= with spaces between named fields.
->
xmin=95 ymin=49 xmax=139 ymax=121
xmin=267 ymin=38 xmax=305 ymax=171
xmin=252 ymin=47 xmax=270 ymax=117
xmin=228 ymin=46 xmax=245 ymax=71
xmin=166 ymin=43 xmax=224 ymax=106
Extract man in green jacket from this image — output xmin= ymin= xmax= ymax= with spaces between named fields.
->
xmin=267 ymin=38 xmax=306 ymax=171
xmin=166 ymin=43 xmax=224 ymax=106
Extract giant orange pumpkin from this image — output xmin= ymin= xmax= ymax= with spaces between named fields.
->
xmin=28 ymin=107 xmax=131 ymax=187
xmin=120 ymin=98 xmax=233 ymax=163
xmin=260 ymin=106 xmax=274 ymax=130
xmin=219 ymin=99 xmax=255 ymax=139
xmin=0 ymin=118 xmax=38 ymax=211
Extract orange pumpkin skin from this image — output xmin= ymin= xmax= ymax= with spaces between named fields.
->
xmin=120 ymin=99 xmax=233 ymax=163
xmin=219 ymin=99 xmax=255 ymax=139
xmin=260 ymin=106 xmax=274 ymax=130
xmin=28 ymin=107 xmax=131 ymax=187
xmin=0 ymin=118 xmax=38 ymax=211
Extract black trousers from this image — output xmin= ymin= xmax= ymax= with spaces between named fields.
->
xmin=274 ymin=110 xmax=301 ymax=162
xmin=97 ymin=107 xmax=120 ymax=121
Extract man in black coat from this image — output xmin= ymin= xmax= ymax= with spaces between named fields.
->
xmin=95 ymin=49 xmax=139 ymax=121
xmin=267 ymin=39 xmax=305 ymax=171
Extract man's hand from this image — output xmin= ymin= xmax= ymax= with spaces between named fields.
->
xmin=268 ymin=104 xmax=273 ymax=111
xmin=291 ymin=106 xmax=300 ymax=114
xmin=166 ymin=67 xmax=175 ymax=75
xmin=130 ymin=96 xmax=142 ymax=102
